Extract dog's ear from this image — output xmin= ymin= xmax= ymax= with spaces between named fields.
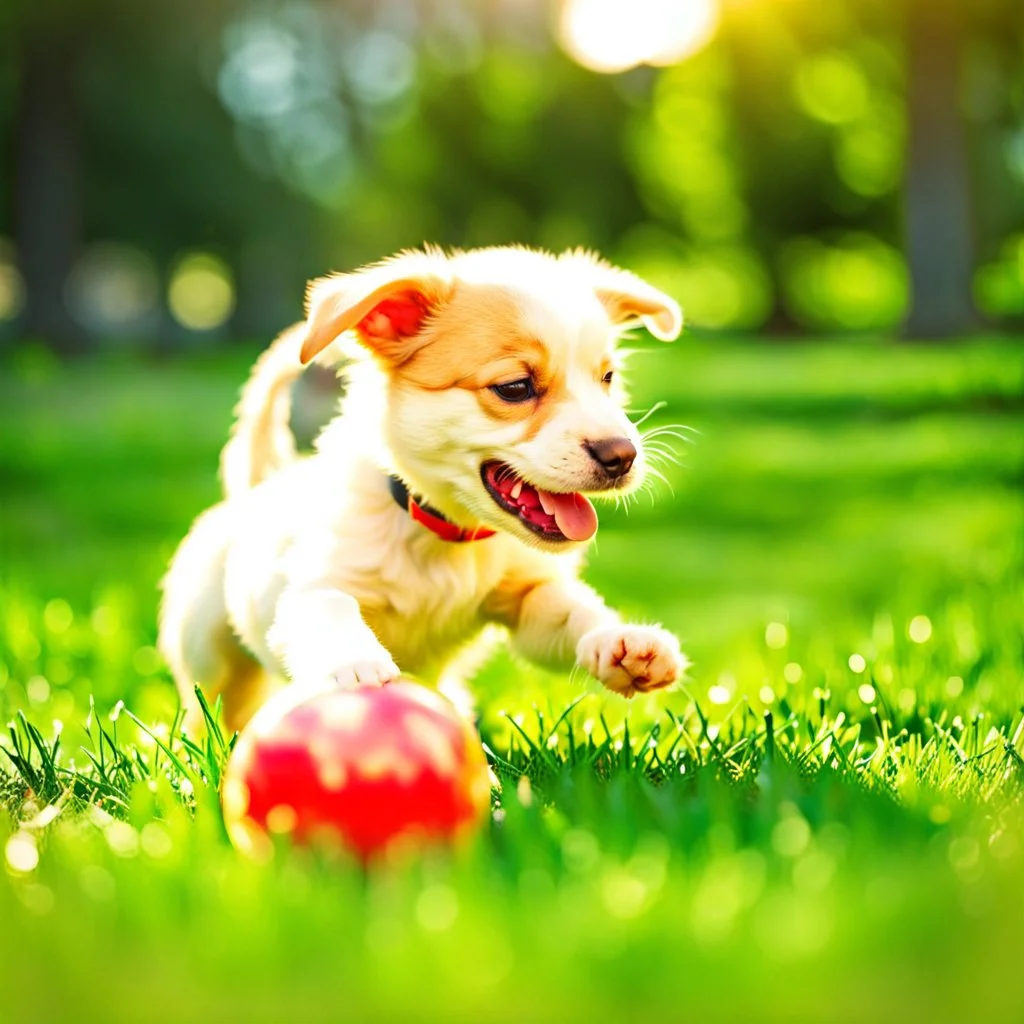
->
xmin=562 ymin=252 xmax=682 ymax=341
xmin=300 ymin=252 xmax=453 ymax=365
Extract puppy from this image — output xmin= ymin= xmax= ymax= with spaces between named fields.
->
xmin=159 ymin=246 xmax=688 ymax=733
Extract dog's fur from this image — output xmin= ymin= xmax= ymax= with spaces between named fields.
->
xmin=159 ymin=246 xmax=688 ymax=733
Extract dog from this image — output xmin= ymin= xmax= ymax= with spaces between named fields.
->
xmin=159 ymin=246 xmax=688 ymax=734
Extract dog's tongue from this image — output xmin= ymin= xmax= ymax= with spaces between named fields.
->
xmin=537 ymin=490 xmax=598 ymax=542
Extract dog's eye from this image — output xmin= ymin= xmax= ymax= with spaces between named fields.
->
xmin=602 ymin=371 xmax=614 ymax=385
xmin=491 ymin=378 xmax=536 ymax=403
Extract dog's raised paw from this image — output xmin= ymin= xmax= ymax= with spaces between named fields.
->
xmin=576 ymin=624 xmax=687 ymax=698
xmin=329 ymin=655 xmax=401 ymax=689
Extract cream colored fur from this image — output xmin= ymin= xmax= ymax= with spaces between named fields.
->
xmin=159 ymin=246 xmax=689 ymax=734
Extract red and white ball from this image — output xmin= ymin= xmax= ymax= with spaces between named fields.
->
xmin=222 ymin=681 xmax=492 ymax=861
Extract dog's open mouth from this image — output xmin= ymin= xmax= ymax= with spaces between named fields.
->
xmin=481 ymin=462 xmax=598 ymax=542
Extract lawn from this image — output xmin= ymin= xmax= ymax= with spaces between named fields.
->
xmin=1 ymin=335 xmax=1023 ymax=1022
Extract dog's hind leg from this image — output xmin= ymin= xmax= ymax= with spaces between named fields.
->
xmin=159 ymin=504 xmax=276 ymax=736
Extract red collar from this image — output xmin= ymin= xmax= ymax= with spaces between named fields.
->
xmin=389 ymin=476 xmax=496 ymax=543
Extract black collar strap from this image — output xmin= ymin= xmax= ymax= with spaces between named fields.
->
xmin=388 ymin=475 xmax=496 ymax=543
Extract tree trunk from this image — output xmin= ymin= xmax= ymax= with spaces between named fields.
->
xmin=903 ymin=0 xmax=976 ymax=338
xmin=14 ymin=28 xmax=86 ymax=354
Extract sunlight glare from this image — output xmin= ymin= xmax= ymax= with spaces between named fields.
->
xmin=559 ymin=0 xmax=720 ymax=74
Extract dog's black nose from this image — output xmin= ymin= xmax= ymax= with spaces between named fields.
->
xmin=586 ymin=437 xmax=637 ymax=479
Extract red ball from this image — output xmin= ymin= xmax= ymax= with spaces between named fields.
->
xmin=222 ymin=681 xmax=492 ymax=861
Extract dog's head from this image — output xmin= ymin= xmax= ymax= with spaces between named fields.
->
xmin=300 ymin=246 xmax=681 ymax=549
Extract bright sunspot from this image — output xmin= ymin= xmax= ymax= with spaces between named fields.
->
xmin=558 ymin=0 xmax=721 ymax=74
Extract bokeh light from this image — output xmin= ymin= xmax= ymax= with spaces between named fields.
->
xmin=973 ymin=235 xmax=1024 ymax=319
xmin=0 ymin=240 xmax=26 ymax=322
xmin=559 ymin=0 xmax=720 ymax=74
xmin=168 ymin=253 xmax=236 ymax=332
xmin=65 ymin=243 xmax=159 ymax=338
xmin=619 ymin=225 xmax=772 ymax=331
xmin=794 ymin=52 xmax=871 ymax=125
xmin=834 ymin=102 xmax=904 ymax=197
xmin=780 ymin=234 xmax=909 ymax=331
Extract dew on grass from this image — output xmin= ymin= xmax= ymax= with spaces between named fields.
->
xmin=516 ymin=775 xmax=533 ymax=807
xmin=43 ymin=598 xmax=73 ymax=634
xmin=601 ymin=867 xmax=648 ymax=919
xmin=908 ymin=614 xmax=932 ymax=643
xmin=140 ymin=822 xmax=174 ymax=858
xmin=26 ymin=675 xmax=50 ymax=704
xmin=759 ymin=685 xmax=775 ymax=704
xmin=91 ymin=605 xmax=119 ymax=637
xmin=857 ymin=683 xmax=876 ymax=704
xmin=848 ymin=653 xmax=866 ymax=673
xmin=5 ymin=832 xmax=39 ymax=873
xmin=765 ymin=622 xmax=788 ymax=649
xmin=783 ymin=662 xmax=802 ymax=684
xmin=772 ymin=811 xmax=811 ymax=858
xmin=105 ymin=822 xmax=140 ymax=858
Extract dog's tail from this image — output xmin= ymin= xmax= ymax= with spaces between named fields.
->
xmin=219 ymin=324 xmax=308 ymax=499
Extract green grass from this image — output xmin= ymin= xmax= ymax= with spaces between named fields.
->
xmin=1 ymin=335 xmax=1023 ymax=1022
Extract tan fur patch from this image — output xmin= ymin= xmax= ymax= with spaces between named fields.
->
xmin=397 ymin=283 xmax=567 ymax=438
xmin=481 ymin=574 xmax=548 ymax=629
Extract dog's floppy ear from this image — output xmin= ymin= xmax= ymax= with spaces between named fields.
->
xmin=300 ymin=251 xmax=453 ymax=365
xmin=562 ymin=251 xmax=683 ymax=341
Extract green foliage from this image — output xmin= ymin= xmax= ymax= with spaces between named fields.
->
xmin=3 ymin=0 xmax=1024 ymax=344
xmin=1 ymin=336 xmax=1023 ymax=1019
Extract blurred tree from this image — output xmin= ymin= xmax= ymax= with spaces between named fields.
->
xmin=1 ymin=0 xmax=1021 ymax=347
xmin=5 ymin=4 xmax=85 ymax=352
xmin=1 ymin=0 xmax=321 ymax=352
xmin=903 ymin=0 xmax=976 ymax=337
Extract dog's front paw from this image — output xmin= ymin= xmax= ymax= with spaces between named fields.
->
xmin=576 ymin=624 xmax=687 ymax=698
xmin=328 ymin=652 xmax=400 ymax=689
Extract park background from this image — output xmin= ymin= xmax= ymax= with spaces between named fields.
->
xmin=1 ymin=1 xmax=1023 ymax=1020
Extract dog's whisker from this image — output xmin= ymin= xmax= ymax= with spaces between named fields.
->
xmin=642 ymin=448 xmax=682 ymax=472
xmin=640 ymin=427 xmax=697 ymax=445
xmin=643 ymin=465 xmax=675 ymax=498
xmin=641 ymin=420 xmax=699 ymax=433
xmin=629 ymin=401 xmax=668 ymax=429
xmin=643 ymin=441 xmax=682 ymax=460
xmin=640 ymin=423 xmax=698 ymax=437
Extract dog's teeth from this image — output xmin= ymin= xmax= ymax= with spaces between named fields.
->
xmin=510 ymin=480 xmax=523 ymax=500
